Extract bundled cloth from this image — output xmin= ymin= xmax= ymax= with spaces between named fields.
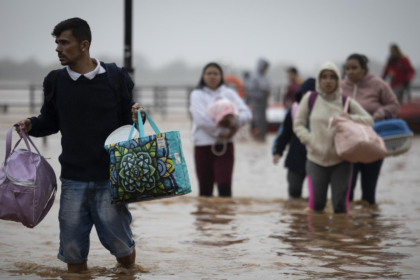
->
xmin=206 ymin=98 xmax=238 ymax=156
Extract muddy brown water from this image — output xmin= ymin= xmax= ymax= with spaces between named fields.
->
xmin=0 ymin=110 xmax=419 ymax=279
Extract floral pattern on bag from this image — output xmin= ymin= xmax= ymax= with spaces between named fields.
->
xmin=105 ymin=133 xmax=179 ymax=204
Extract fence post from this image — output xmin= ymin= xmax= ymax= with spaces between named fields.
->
xmin=133 ymin=86 xmax=141 ymax=105
xmin=161 ymin=87 xmax=167 ymax=118
xmin=29 ymin=84 xmax=35 ymax=113
xmin=186 ymin=87 xmax=192 ymax=110
xmin=186 ymin=87 xmax=193 ymax=119
xmin=153 ymin=86 xmax=160 ymax=115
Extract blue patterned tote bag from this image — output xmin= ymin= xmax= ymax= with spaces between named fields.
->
xmin=104 ymin=111 xmax=192 ymax=204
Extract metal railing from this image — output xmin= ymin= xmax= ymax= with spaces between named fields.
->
xmin=1 ymin=83 xmax=419 ymax=114
xmin=0 ymin=84 xmax=284 ymax=115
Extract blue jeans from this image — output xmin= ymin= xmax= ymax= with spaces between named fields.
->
xmin=58 ymin=178 xmax=135 ymax=264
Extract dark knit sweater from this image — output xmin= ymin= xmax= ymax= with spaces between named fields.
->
xmin=29 ymin=69 xmax=135 ymax=182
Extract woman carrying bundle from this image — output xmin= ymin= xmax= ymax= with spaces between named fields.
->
xmin=189 ymin=62 xmax=252 ymax=197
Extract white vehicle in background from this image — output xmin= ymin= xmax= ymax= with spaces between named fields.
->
xmin=266 ymin=103 xmax=288 ymax=132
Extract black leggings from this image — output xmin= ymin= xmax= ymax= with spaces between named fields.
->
xmin=287 ymin=170 xmax=306 ymax=198
xmin=306 ymin=160 xmax=352 ymax=214
xmin=349 ymin=159 xmax=384 ymax=205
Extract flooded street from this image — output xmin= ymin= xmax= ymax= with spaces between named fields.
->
xmin=1 ymin=109 xmax=419 ymax=279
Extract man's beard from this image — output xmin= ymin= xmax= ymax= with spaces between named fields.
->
xmin=60 ymin=59 xmax=76 ymax=67
xmin=58 ymin=54 xmax=75 ymax=66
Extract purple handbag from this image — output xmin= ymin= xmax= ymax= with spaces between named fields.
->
xmin=0 ymin=125 xmax=57 ymax=228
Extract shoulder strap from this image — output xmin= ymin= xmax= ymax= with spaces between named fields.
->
xmin=307 ymin=92 xmax=349 ymax=112
xmin=45 ymin=70 xmax=60 ymax=102
xmin=306 ymin=91 xmax=318 ymax=132
xmin=44 ymin=69 xmax=62 ymax=129
xmin=104 ymin=62 xmax=122 ymax=103
xmin=308 ymin=91 xmax=318 ymax=112
xmin=103 ymin=62 xmax=135 ymax=126
xmin=341 ymin=95 xmax=350 ymax=113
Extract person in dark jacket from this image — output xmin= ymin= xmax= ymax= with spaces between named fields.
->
xmin=15 ymin=18 xmax=145 ymax=273
xmin=273 ymin=78 xmax=315 ymax=199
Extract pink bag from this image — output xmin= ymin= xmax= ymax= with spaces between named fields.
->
xmin=0 ymin=125 xmax=57 ymax=228
xmin=330 ymin=97 xmax=387 ymax=163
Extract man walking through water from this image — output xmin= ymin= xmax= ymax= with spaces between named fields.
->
xmin=15 ymin=18 xmax=145 ymax=272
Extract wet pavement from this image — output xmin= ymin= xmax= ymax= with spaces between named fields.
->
xmin=0 ymin=108 xmax=420 ymax=279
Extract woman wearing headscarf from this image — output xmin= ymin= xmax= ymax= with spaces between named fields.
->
xmin=245 ymin=58 xmax=271 ymax=142
xmin=342 ymin=54 xmax=400 ymax=205
xmin=189 ymin=62 xmax=252 ymax=197
xmin=293 ymin=61 xmax=373 ymax=213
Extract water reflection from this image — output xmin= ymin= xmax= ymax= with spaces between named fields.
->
xmin=9 ymin=262 xmax=146 ymax=280
xmin=191 ymin=197 xmax=249 ymax=247
xmin=272 ymin=200 xmax=409 ymax=279
xmin=2 ymin=197 xmax=417 ymax=279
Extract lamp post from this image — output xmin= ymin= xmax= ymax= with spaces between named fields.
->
xmin=124 ymin=0 xmax=134 ymax=80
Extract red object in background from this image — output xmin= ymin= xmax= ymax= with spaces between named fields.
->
xmin=399 ymin=98 xmax=420 ymax=132
xmin=224 ymin=75 xmax=245 ymax=98
xmin=381 ymin=56 xmax=416 ymax=89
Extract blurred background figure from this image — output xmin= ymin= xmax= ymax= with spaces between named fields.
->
xmin=381 ymin=44 xmax=416 ymax=104
xmin=273 ymin=78 xmax=315 ymax=200
xmin=342 ymin=54 xmax=400 ymax=205
xmin=189 ymin=62 xmax=251 ymax=197
xmin=283 ymin=67 xmax=303 ymax=109
xmin=245 ymin=58 xmax=271 ymax=142
xmin=242 ymin=71 xmax=251 ymax=104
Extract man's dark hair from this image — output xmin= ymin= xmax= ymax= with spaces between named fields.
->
xmin=347 ymin=53 xmax=369 ymax=72
xmin=197 ymin=62 xmax=225 ymax=89
xmin=52 ymin=18 xmax=92 ymax=47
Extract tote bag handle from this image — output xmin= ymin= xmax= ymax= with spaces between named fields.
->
xmin=328 ymin=97 xmax=352 ymax=129
xmin=5 ymin=125 xmax=41 ymax=163
xmin=128 ymin=110 xmax=161 ymax=141
xmin=343 ymin=96 xmax=351 ymax=113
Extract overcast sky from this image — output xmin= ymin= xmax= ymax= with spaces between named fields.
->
xmin=1 ymin=0 xmax=419 ymax=73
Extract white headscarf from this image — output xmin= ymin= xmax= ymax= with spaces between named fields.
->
xmin=315 ymin=61 xmax=342 ymax=100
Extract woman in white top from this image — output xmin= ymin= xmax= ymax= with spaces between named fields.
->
xmin=189 ymin=62 xmax=252 ymax=197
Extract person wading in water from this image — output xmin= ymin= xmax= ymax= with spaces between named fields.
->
xmin=342 ymin=54 xmax=400 ymax=205
xmin=15 ymin=18 xmax=145 ymax=272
